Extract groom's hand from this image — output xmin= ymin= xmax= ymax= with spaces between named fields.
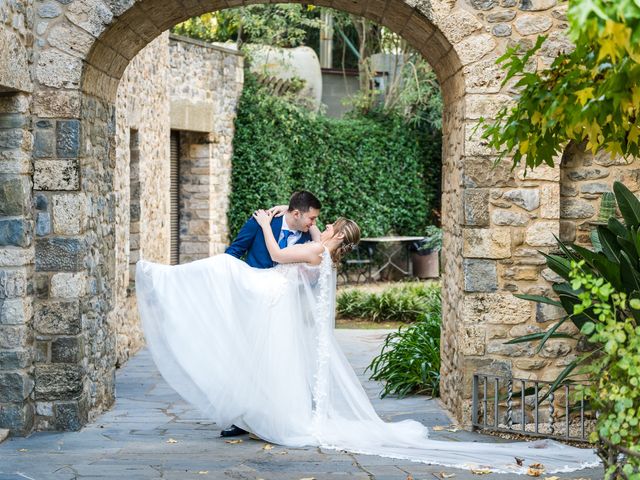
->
xmin=253 ymin=209 xmax=274 ymax=228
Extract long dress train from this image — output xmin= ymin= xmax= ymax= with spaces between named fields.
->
xmin=135 ymin=248 xmax=600 ymax=474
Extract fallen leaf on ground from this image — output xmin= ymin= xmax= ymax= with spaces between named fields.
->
xmin=166 ymin=438 xmax=178 ymax=444
xmin=262 ymin=443 xmax=274 ymax=450
xmin=406 ymin=475 xmax=413 ymax=480
xmin=471 ymin=469 xmax=492 ymax=475
xmin=433 ymin=426 xmax=446 ymax=431
xmin=273 ymin=451 xmax=288 ymax=455
xmin=17 ymin=448 xmax=28 ymax=452
xmin=527 ymin=464 xmax=545 ymax=477
xmin=515 ymin=457 xmax=524 ymax=466
xmin=543 ymin=477 xmax=560 ymax=480
xmin=434 ymin=472 xmax=455 ymax=479
xmin=197 ymin=471 xmax=208 ymax=475
xmin=225 ymin=439 xmax=243 ymax=444
xmin=299 ymin=477 xmax=315 ymax=480
xmin=249 ymin=433 xmax=262 ymax=441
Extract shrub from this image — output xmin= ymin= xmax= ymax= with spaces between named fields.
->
xmin=365 ymin=284 xmax=441 ymax=398
xmin=336 ymin=282 xmax=440 ymax=324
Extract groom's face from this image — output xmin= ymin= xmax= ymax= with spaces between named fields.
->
xmin=292 ymin=207 xmax=320 ymax=232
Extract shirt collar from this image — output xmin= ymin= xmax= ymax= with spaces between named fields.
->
xmin=281 ymin=216 xmax=297 ymax=233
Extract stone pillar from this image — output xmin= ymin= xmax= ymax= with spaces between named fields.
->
xmin=0 ymin=93 xmax=35 ymax=435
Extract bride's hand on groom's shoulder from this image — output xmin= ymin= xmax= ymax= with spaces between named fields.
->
xmin=253 ymin=209 xmax=274 ymax=227
xmin=268 ymin=204 xmax=289 ymax=217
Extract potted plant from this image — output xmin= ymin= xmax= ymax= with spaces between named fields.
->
xmin=411 ymin=225 xmax=442 ymax=278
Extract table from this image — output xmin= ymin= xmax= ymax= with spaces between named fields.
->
xmin=359 ymin=236 xmax=424 ymax=279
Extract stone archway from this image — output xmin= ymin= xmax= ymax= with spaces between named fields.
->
xmin=0 ymin=0 xmax=572 ymax=434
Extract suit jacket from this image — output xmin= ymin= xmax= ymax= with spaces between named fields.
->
xmin=225 ymin=215 xmax=312 ymax=268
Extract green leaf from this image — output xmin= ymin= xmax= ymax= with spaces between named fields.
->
xmin=513 ymin=294 xmax=562 ymax=307
xmin=538 ymin=358 xmax=580 ymax=405
xmin=614 ymin=180 xmax=640 ymax=228
xmin=504 ymin=330 xmax=574 ymax=345
xmin=535 ymin=316 xmax=572 ymax=354
xmin=543 ymin=253 xmax=573 ymax=280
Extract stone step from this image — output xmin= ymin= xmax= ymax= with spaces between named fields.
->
xmin=0 ymin=429 xmax=9 ymax=444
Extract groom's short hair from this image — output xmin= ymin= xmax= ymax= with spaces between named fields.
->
xmin=289 ymin=191 xmax=321 ymax=213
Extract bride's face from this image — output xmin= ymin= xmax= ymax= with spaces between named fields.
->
xmin=320 ymin=222 xmax=341 ymax=244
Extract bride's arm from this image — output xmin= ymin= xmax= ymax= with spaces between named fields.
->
xmin=253 ymin=210 xmax=324 ymax=264
xmin=309 ymin=224 xmax=321 ymax=242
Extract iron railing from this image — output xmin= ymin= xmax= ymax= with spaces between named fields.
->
xmin=472 ymin=373 xmax=593 ymax=442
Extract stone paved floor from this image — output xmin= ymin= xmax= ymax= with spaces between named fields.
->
xmin=0 ymin=330 xmax=602 ymax=480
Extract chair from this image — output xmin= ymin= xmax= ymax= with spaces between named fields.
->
xmin=339 ymin=243 xmax=374 ymax=284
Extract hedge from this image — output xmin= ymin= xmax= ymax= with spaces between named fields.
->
xmin=227 ymin=74 xmax=441 ymax=238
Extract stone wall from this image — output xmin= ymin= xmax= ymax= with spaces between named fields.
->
xmin=1 ymin=0 xmax=637 ymax=436
xmin=112 ymin=33 xmax=171 ymax=369
xmin=168 ymin=36 xmax=243 ymax=262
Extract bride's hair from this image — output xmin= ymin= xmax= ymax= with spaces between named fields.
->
xmin=331 ymin=218 xmax=361 ymax=265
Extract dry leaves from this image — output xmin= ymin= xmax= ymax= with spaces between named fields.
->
xmin=17 ymin=448 xmax=28 ymax=452
xmin=262 ymin=443 xmax=274 ymax=450
xmin=515 ymin=457 xmax=524 ymax=466
xmin=166 ymin=438 xmax=178 ymax=444
xmin=432 ymin=425 xmax=460 ymax=432
xmin=433 ymin=472 xmax=456 ymax=479
xmin=197 ymin=471 xmax=209 ymax=475
xmin=225 ymin=439 xmax=243 ymax=444
xmin=543 ymin=477 xmax=560 ymax=480
xmin=299 ymin=477 xmax=315 ymax=480
xmin=527 ymin=463 xmax=546 ymax=477
xmin=471 ymin=469 xmax=492 ymax=475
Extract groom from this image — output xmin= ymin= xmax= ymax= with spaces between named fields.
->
xmin=220 ymin=190 xmax=321 ymax=437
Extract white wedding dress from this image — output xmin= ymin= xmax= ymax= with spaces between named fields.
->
xmin=135 ymin=247 xmax=600 ymax=474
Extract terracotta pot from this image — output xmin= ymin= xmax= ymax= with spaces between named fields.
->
xmin=411 ymin=250 xmax=439 ymax=278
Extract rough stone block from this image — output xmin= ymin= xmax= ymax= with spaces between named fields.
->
xmin=34 ymin=364 xmax=84 ymax=400
xmin=463 ymin=157 xmax=516 ymax=187
xmin=35 ymin=50 xmax=83 ymax=89
xmin=0 ymin=350 xmax=31 ymax=370
xmin=464 ymin=189 xmax=490 ymax=226
xmin=34 ymin=159 xmax=80 ymax=191
xmin=0 ymin=298 xmax=32 ymax=325
xmin=0 ymin=268 xmax=28 ymax=299
xmin=536 ymin=302 xmax=565 ymax=323
xmin=36 ymin=212 xmax=51 ymax=236
xmin=0 ymin=219 xmax=30 ymax=247
xmin=492 ymin=210 xmax=529 ymax=226
xmin=519 ymin=0 xmax=557 ymax=10
xmin=51 ymin=336 xmax=83 ymax=363
xmin=0 ymin=325 xmax=28 ymax=349
xmin=37 ymin=1 xmax=62 ymax=18
xmin=35 ymin=238 xmax=85 ymax=271
xmin=56 ymin=120 xmax=80 ymax=158
xmin=560 ymin=199 xmax=595 ymax=219
xmin=0 ymin=402 xmax=34 ymax=434
xmin=492 ymin=24 xmax=512 ymax=37
xmin=52 ymin=193 xmax=86 ymax=234
xmin=463 ymin=228 xmax=511 ymax=258
xmin=463 ymin=259 xmax=498 ymax=292
xmin=0 ymin=373 xmax=33 ymax=402
xmin=458 ymin=323 xmax=486 ymax=355
xmin=0 ymin=176 xmax=28 ymax=217
xmin=525 ymin=220 xmax=558 ymax=246
xmin=35 ymin=301 xmax=81 ymax=335
xmin=0 ymin=114 xmax=27 ymax=130
xmin=566 ymin=168 xmax=609 ymax=181
xmin=463 ymin=293 xmax=533 ymax=324
xmin=66 ymin=0 xmax=114 ymax=37
xmin=514 ymin=14 xmax=553 ymax=35
xmin=456 ymin=33 xmax=496 ymax=66
xmin=503 ymin=188 xmax=540 ymax=211
xmin=33 ymin=90 xmax=82 ymax=118
xmin=53 ymin=399 xmax=87 ymax=431
xmin=50 ymin=272 xmax=86 ymax=298
xmin=461 ymin=357 xmax=511 ymax=398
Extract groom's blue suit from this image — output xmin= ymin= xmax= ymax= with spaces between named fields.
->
xmin=225 ymin=215 xmax=312 ymax=268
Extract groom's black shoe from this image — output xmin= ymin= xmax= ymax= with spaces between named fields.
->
xmin=220 ymin=425 xmax=248 ymax=437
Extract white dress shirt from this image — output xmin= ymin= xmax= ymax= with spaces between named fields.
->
xmin=279 ymin=216 xmax=302 ymax=247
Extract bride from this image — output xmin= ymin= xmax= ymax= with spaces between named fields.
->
xmin=135 ymin=210 xmax=599 ymax=475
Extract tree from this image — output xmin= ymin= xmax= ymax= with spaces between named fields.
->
xmin=479 ymin=0 xmax=640 ymax=171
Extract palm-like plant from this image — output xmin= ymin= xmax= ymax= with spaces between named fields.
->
xmin=507 ymin=181 xmax=640 ymax=399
